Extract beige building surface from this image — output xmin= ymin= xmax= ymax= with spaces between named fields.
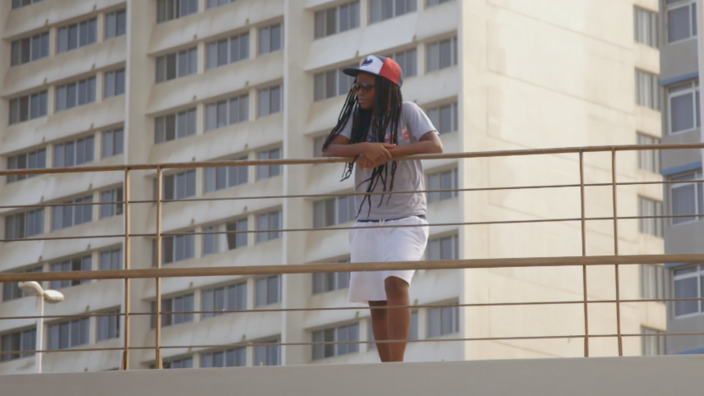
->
xmin=0 ymin=0 xmax=664 ymax=374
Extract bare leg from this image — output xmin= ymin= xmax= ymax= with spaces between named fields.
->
xmin=369 ymin=300 xmax=391 ymax=362
xmin=384 ymin=277 xmax=411 ymax=362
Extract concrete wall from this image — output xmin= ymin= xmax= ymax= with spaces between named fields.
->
xmin=2 ymin=356 xmax=703 ymax=396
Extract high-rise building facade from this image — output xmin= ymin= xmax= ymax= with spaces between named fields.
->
xmin=659 ymin=0 xmax=704 ymax=355
xmin=0 ymin=0 xmax=664 ymax=373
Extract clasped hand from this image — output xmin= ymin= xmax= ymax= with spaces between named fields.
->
xmin=358 ymin=143 xmax=396 ymax=169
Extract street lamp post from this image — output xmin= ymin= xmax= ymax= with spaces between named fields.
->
xmin=18 ymin=281 xmax=64 ymax=374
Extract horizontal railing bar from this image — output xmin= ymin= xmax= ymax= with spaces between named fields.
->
xmin=1 ymin=142 xmax=703 ymax=177
xmin=0 ymin=331 xmax=691 ymax=357
xmin=2 ymin=178 xmax=699 ymax=211
xmin=0 ymin=297 xmax=688 ymax=321
xmin=0 ymin=254 xmax=692 ymax=282
xmin=2 ymin=210 xmax=701 ymax=243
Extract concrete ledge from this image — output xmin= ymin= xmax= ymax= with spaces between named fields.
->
xmin=1 ymin=356 xmax=700 ymax=396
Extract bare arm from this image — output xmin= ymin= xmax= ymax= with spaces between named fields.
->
xmin=322 ymin=135 xmax=396 ymax=168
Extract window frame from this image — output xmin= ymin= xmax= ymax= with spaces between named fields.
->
xmin=638 ymin=196 xmax=664 ymax=237
xmin=426 ymin=36 xmax=458 ymax=72
xmin=155 ymin=108 xmax=197 ymax=144
xmin=669 ymin=171 xmax=704 ymax=225
xmin=667 ymin=81 xmax=700 ymax=135
xmin=672 ymin=264 xmax=703 ymax=318
xmin=10 ymin=31 xmax=50 ymax=67
xmin=255 ymin=211 xmax=282 ymax=243
xmin=56 ymin=18 xmax=98 ymax=54
xmin=666 ymin=0 xmax=698 ymax=44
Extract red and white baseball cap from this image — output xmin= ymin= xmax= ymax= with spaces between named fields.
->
xmin=343 ymin=55 xmax=403 ymax=87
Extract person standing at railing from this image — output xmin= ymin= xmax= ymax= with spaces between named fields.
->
xmin=321 ymin=55 xmax=443 ymax=362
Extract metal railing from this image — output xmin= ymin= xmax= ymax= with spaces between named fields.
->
xmin=0 ymin=142 xmax=702 ymax=370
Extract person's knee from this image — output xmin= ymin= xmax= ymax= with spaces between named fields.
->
xmin=384 ymin=277 xmax=409 ymax=298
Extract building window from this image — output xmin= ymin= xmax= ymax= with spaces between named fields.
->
xmin=150 ymin=294 xmax=195 ymax=328
xmin=54 ymin=136 xmax=95 ymax=167
xmin=258 ymin=23 xmax=283 ymax=55
xmin=156 ymin=48 xmax=197 ymax=83
xmin=202 ymin=219 xmax=248 ymax=255
xmin=105 ymin=9 xmax=127 ymax=39
xmin=50 ymin=255 xmax=91 ymax=289
xmin=99 ymin=248 xmax=122 ymax=271
xmin=312 ymin=323 xmax=360 ymax=360
xmin=102 ymin=128 xmax=124 ymax=158
xmin=57 ymin=18 xmax=97 ymax=53
xmin=201 ymin=347 xmax=246 ymax=367
xmin=256 ymin=211 xmax=281 ymax=243
xmin=157 ymin=0 xmax=198 ymax=23
xmin=388 ymin=48 xmax=417 ymax=78
xmin=669 ymin=171 xmax=703 ymax=225
xmin=258 ymin=85 xmax=283 ymax=117
xmin=52 ymin=196 xmax=93 ymax=231
xmin=205 ymin=95 xmax=249 ymax=131
xmin=48 ymin=317 xmax=90 ymax=350
xmin=100 ymin=187 xmax=123 ymax=218
xmin=667 ymin=0 xmax=697 ymax=43
xmin=207 ymin=0 xmax=242 ymax=9
xmin=204 ymin=159 xmax=247 ymax=193
xmin=155 ymin=109 xmax=197 ymax=144
xmin=314 ymin=65 xmax=357 ymax=101
xmin=636 ymin=133 xmax=660 ymax=173
xmin=155 ymin=170 xmax=197 ymax=201
xmin=2 ymin=267 xmax=42 ymax=302
xmin=640 ymin=264 xmax=665 ymax=303
xmin=0 ymin=328 xmax=36 ymax=362
xmin=155 ymin=232 xmax=196 ymax=265
xmin=11 ymin=32 xmax=49 ymax=66
xmin=313 ymin=196 xmax=356 ymax=228
xmin=427 ymin=168 xmax=458 ymax=203
xmin=428 ymin=303 xmax=459 ymax=337
xmin=56 ymin=77 xmax=97 ymax=112
xmin=202 ymin=283 xmax=247 ymax=319
xmin=9 ymin=91 xmax=48 ymax=125
xmin=672 ymin=265 xmax=702 ymax=317
xmin=314 ymin=1 xmax=360 ymax=39
xmin=370 ymin=0 xmax=416 ymax=23
xmin=668 ymin=81 xmax=700 ymax=134
xmin=4 ymin=209 xmax=44 ymax=239
xmin=427 ymin=234 xmax=459 ymax=260
xmin=634 ymin=7 xmax=658 ymax=48
xmin=105 ymin=69 xmax=126 ymax=98
xmin=427 ymin=102 xmax=458 ymax=134
xmin=207 ymin=33 xmax=249 ymax=69
xmin=12 ymin=0 xmax=46 ymax=9
xmin=641 ymin=327 xmax=665 ymax=356
xmin=427 ymin=37 xmax=458 ymax=72
xmin=204 ymin=158 xmax=248 ymax=193
xmin=635 ymin=70 xmax=660 ymax=111
xmin=255 ymin=275 xmax=281 ymax=306
xmin=96 ymin=309 xmax=120 ymax=342
xmin=313 ymin=258 xmax=350 ymax=294
xmin=256 ymin=148 xmax=282 ymax=180
xmin=7 ymin=148 xmax=46 ymax=183
xmin=426 ymin=0 xmax=454 ymax=7
xmin=162 ymin=356 xmax=194 ymax=368
xmin=638 ymin=197 xmax=663 ymax=237
xmin=368 ymin=310 xmax=417 ymax=351
xmin=254 ymin=339 xmax=280 ymax=366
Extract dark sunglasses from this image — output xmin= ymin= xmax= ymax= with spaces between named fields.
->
xmin=352 ymin=82 xmax=375 ymax=94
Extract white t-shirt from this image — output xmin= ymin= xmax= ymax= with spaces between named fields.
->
xmin=340 ymin=101 xmax=437 ymax=220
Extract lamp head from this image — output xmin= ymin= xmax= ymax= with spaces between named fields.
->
xmin=18 ymin=281 xmax=44 ymax=297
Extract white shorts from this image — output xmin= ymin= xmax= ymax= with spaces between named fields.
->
xmin=348 ymin=215 xmax=430 ymax=303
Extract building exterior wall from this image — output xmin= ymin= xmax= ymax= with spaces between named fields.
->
xmin=0 ymin=0 xmax=664 ymax=374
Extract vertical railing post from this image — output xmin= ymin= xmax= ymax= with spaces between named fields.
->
xmin=579 ymin=151 xmax=589 ymax=357
xmin=155 ymin=167 xmax=163 ymax=369
xmin=611 ymin=149 xmax=623 ymax=356
xmin=122 ymin=168 xmax=131 ymax=370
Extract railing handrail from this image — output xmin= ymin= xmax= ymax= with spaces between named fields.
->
xmin=0 ymin=141 xmax=698 ymax=177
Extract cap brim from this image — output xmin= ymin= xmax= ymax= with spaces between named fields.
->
xmin=342 ymin=68 xmax=361 ymax=77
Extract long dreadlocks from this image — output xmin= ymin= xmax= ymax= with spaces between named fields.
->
xmin=321 ymin=75 xmax=404 ymax=216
